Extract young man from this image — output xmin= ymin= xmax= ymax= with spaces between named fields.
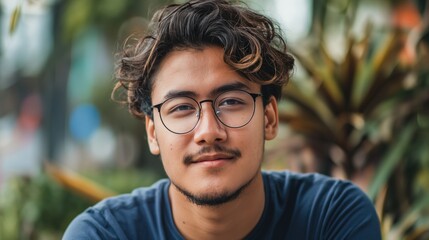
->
xmin=64 ymin=0 xmax=381 ymax=239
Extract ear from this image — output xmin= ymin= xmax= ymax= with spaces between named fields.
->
xmin=145 ymin=115 xmax=160 ymax=155
xmin=264 ymin=96 xmax=279 ymax=140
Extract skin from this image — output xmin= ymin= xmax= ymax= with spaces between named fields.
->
xmin=145 ymin=46 xmax=279 ymax=239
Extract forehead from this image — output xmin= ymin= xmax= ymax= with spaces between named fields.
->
xmin=151 ymin=47 xmax=260 ymax=102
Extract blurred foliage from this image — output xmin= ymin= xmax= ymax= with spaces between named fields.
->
xmin=0 ymin=174 xmax=93 ymax=239
xmin=2 ymin=0 xmax=429 ymax=239
xmin=0 ymin=168 xmax=161 ymax=239
xmin=80 ymin=167 xmax=164 ymax=194
xmin=283 ymin=25 xmax=413 ymax=178
xmin=2 ymin=0 xmax=173 ymax=238
xmin=274 ymin=0 xmax=429 ymax=239
xmin=45 ymin=162 xmax=117 ymax=202
xmin=8 ymin=4 xmax=21 ymax=34
xmin=59 ymin=0 xmax=174 ymax=42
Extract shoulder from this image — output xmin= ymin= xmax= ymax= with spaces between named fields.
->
xmin=262 ymin=170 xmax=374 ymax=215
xmin=91 ymin=178 xmax=169 ymax=221
xmin=263 ymin=170 xmax=362 ymax=199
xmin=262 ymin=170 xmax=381 ymax=239
xmin=98 ymin=178 xmax=169 ymax=211
xmin=63 ymin=179 xmax=171 ymax=240
xmin=263 ymin=169 xmax=345 ymax=185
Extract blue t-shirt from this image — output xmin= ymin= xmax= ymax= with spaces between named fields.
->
xmin=63 ymin=171 xmax=381 ymax=239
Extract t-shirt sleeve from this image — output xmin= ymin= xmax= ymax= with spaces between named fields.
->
xmin=323 ymin=181 xmax=381 ymax=240
xmin=62 ymin=208 xmax=127 ymax=240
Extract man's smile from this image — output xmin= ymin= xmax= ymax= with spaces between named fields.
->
xmin=189 ymin=153 xmax=237 ymax=168
xmin=183 ymin=144 xmax=242 ymax=166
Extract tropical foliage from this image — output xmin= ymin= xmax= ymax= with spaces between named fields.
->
xmin=2 ymin=0 xmax=429 ymax=239
xmin=272 ymin=0 xmax=429 ymax=239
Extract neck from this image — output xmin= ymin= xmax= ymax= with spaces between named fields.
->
xmin=169 ymin=172 xmax=265 ymax=240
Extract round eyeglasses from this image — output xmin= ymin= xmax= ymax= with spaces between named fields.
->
xmin=151 ymin=90 xmax=262 ymax=134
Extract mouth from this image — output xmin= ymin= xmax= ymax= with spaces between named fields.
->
xmin=188 ymin=153 xmax=237 ymax=168
xmin=183 ymin=145 xmax=242 ymax=167
xmin=193 ymin=154 xmax=235 ymax=163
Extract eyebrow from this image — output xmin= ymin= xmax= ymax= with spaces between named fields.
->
xmin=162 ymin=82 xmax=251 ymax=100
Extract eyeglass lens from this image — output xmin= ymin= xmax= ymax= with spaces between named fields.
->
xmin=158 ymin=90 xmax=258 ymax=134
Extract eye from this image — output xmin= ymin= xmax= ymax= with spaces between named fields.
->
xmin=218 ymin=98 xmax=245 ymax=107
xmin=168 ymin=104 xmax=196 ymax=114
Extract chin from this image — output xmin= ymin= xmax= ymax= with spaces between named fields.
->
xmin=172 ymin=176 xmax=255 ymax=207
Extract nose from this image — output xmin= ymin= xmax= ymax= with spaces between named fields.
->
xmin=193 ymin=102 xmax=227 ymax=145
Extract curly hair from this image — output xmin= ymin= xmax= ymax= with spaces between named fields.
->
xmin=113 ymin=0 xmax=294 ymax=119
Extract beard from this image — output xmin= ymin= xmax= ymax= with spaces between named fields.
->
xmin=161 ymin=143 xmax=263 ymax=207
xmin=170 ymin=174 xmax=256 ymax=207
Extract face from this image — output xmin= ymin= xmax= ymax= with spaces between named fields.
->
xmin=145 ymin=46 xmax=278 ymax=206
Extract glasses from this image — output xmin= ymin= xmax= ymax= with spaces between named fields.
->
xmin=151 ymin=90 xmax=262 ymax=134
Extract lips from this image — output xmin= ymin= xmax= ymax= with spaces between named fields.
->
xmin=192 ymin=153 xmax=235 ymax=164
xmin=183 ymin=145 xmax=242 ymax=166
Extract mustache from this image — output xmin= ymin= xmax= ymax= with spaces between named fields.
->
xmin=184 ymin=144 xmax=242 ymax=165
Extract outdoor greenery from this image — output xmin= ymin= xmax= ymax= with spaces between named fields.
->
xmin=0 ymin=169 xmax=160 ymax=239
xmin=271 ymin=0 xmax=429 ymax=239
xmin=1 ymin=0 xmax=428 ymax=239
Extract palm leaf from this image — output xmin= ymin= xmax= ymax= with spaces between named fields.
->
xmin=282 ymin=82 xmax=337 ymax=139
xmin=44 ymin=162 xmax=117 ymax=202
xmin=279 ymin=112 xmax=334 ymax=140
xmin=352 ymin=30 xmax=404 ymax=110
xmin=387 ymin=194 xmax=429 ymax=239
xmin=9 ymin=5 xmax=21 ymax=35
xmin=289 ymin=47 xmax=344 ymax=112
xmin=362 ymin=66 xmax=410 ymax=116
xmin=368 ymin=122 xmax=416 ymax=200
xmin=337 ymin=35 xmax=357 ymax=110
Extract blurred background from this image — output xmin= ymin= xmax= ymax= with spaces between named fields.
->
xmin=0 ymin=0 xmax=428 ymax=239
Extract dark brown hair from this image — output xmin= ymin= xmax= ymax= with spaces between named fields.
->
xmin=113 ymin=0 xmax=294 ymax=119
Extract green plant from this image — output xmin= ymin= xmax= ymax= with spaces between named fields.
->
xmin=270 ymin=1 xmax=429 ymax=239
xmin=0 ymin=167 xmax=163 ymax=239
xmin=0 ymin=174 xmax=93 ymax=239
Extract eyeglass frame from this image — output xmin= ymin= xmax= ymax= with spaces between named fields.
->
xmin=151 ymin=89 xmax=263 ymax=134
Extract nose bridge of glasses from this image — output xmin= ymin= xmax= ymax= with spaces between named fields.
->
xmin=196 ymin=99 xmax=220 ymax=118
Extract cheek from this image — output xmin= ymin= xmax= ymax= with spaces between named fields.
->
xmin=237 ymin=116 xmax=265 ymax=156
xmin=157 ymin=137 xmax=181 ymax=175
xmin=154 ymin=120 xmax=179 ymax=150
xmin=158 ymin=136 xmax=178 ymax=154
xmin=156 ymin=130 xmax=188 ymax=162
xmin=250 ymin=112 xmax=266 ymax=154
